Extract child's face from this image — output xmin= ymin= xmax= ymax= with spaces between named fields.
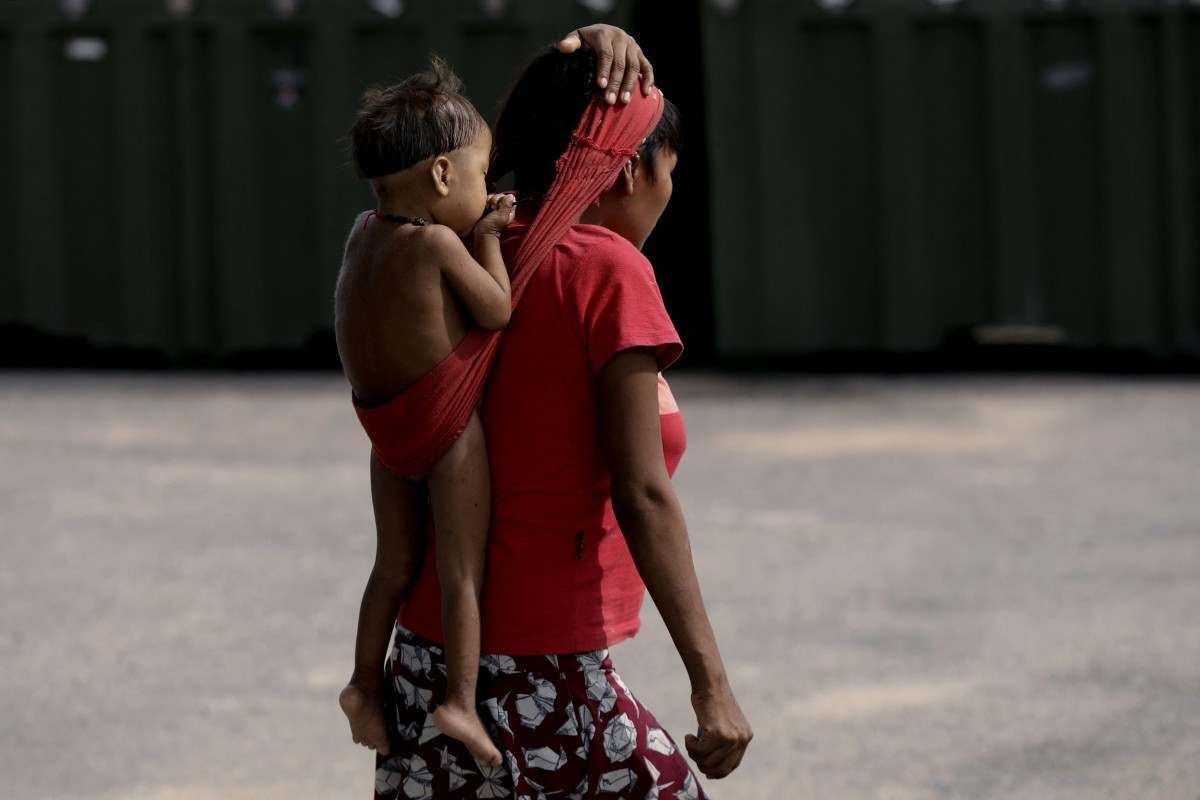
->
xmin=432 ymin=129 xmax=492 ymax=237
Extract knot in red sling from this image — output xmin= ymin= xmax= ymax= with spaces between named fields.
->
xmin=354 ymin=86 xmax=666 ymax=476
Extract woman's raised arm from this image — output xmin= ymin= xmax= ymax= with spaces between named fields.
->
xmin=597 ymin=349 xmax=753 ymax=780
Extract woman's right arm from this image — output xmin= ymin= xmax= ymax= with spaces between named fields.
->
xmin=598 ymin=349 xmax=753 ymax=780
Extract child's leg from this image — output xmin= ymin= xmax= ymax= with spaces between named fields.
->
xmin=428 ymin=411 xmax=502 ymax=766
xmin=340 ymin=451 xmax=426 ymax=756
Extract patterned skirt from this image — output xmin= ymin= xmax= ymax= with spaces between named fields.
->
xmin=375 ymin=626 xmax=711 ymax=800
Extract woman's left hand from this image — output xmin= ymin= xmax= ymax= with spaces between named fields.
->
xmin=557 ymin=24 xmax=654 ymax=105
xmin=686 ymin=684 xmax=754 ymax=780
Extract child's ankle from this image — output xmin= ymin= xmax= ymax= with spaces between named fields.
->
xmin=348 ymin=670 xmax=384 ymax=697
xmin=440 ymin=690 xmax=476 ymax=711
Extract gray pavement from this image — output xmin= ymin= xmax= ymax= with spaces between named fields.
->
xmin=2 ymin=372 xmax=1199 ymax=800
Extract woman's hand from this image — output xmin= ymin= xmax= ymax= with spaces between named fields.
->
xmin=686 ymin=684 xmax=754 ymax=780
xmin=557 ymin=24 xmax=654 ymax=105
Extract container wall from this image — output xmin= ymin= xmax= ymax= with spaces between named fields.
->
xmin=55 ymin=26 xmax=121 ymax=341
xmin=702 ymin=0 xmax=1200 ymax=356
xmin=1181 ymin=13 xmax=1200 ymax=347
xmin=917 ymin=19 xmax=991 ymax=338
xmin=0 ymin=9 xmax=16 ymax=327
xmin=2 ymin=0 xmax=631 ymax=356
xmin=10 ymin=0 xmax=1197 ymax=360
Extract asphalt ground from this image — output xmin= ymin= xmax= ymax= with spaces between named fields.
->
xmin=2 ymin=372 xmax=1198 ymax=800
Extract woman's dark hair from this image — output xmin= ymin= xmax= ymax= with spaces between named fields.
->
xmin=490 ymin=47 xmax=681 ymax=201
xmin=350 ymin=56 xmax=488 ymax=179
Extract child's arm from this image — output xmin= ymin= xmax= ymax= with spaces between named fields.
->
xmin=424 ymin=194 xmax=516 ymax=331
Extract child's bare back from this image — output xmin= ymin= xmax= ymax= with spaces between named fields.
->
xmin=333 ymin=57 xmax=514 ymax=769
xmin=337 ymin=207 xmax=510 ymax=405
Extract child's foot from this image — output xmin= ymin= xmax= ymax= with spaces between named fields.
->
xmin=340 ymin=683 xmax=391 ymax=756
xmin=433 ymin=702 xmax=502 ymax=766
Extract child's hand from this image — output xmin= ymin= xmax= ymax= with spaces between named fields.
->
xmin=473 ymin=193 xmax=517 ymax=240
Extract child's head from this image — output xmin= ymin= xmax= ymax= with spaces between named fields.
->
xmin=351 ymin=57 xmax=491 ymax=236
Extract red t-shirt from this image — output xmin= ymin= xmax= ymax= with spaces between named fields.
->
xmin=399 ymin=221 xmax=685 ymax=655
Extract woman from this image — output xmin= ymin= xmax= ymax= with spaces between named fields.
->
xmin=373 ymin=29 xmax=751 ymax=800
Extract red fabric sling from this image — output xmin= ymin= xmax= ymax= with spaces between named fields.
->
xmin=354 ymin=86 xmax=666 ymax=475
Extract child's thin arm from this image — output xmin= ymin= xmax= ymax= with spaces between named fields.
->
xmin=470 ymin=192 xmax=517 ymax=304
xmin=426 ymin=194 xmax=516 ymax=331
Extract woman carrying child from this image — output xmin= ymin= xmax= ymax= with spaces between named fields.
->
xmin=337 ymin=25 xmax=751 ymax=800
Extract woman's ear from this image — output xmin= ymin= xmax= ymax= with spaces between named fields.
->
xmin=430 ymin=156 xmax=452 ymax=197
xmin=619 ymin=159 xmax=636 ymax=196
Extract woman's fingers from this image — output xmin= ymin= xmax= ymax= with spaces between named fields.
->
xmin=591 ymin=30 xmax=616 ymax=91
xmin=685 ymin=725 xmax=751 ymax=779
xmin=557 ymin=31 xmax=582 ymax=54
xmin=704 ymin=744 xmax=745 ymax=780
xmin=565 ymin=25 xmax=618 ymax=90
xmin=605 ymin=39 xmax=629 ymax=104
xmin=560 ymin=25 xmax=654 ymax=101
xmin=638 ymin=48 xmax=655 ymax=94
xmin=617 ymin=47 xmax=641 ymax=104
xmin=696 ymin=743 xmax=738 ymax=778
xmin=683 ymin=731 xmax=724 ymax=760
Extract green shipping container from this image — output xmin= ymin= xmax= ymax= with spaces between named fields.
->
xmin=701 ymin=0 xmax=1200 ymax=356
xmin=0 ymin=0 xmax=632 ymax=357
xmin=6 ymin=0 xmax=1200 ymax=363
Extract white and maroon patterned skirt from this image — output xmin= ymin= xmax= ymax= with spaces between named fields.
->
xmin=374 ymin=625 xmax=711 ymax=800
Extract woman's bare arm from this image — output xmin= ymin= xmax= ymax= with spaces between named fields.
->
xmin=598 ymin=349 xmax=753 ymax=780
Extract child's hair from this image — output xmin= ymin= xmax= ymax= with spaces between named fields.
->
xmin=490 ymin=47 xmax=681 ymax=201
xmin=350 ymin=56 xmax=489 ymax=180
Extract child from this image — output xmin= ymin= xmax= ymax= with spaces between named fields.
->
xmin=333 ymin=57 xmax=513 ymax=768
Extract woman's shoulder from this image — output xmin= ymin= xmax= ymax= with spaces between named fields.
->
xmin=568 ymin=221 xmax=643 ymax=247
xmin=556 ymin=224 xmax=652 ymax=281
